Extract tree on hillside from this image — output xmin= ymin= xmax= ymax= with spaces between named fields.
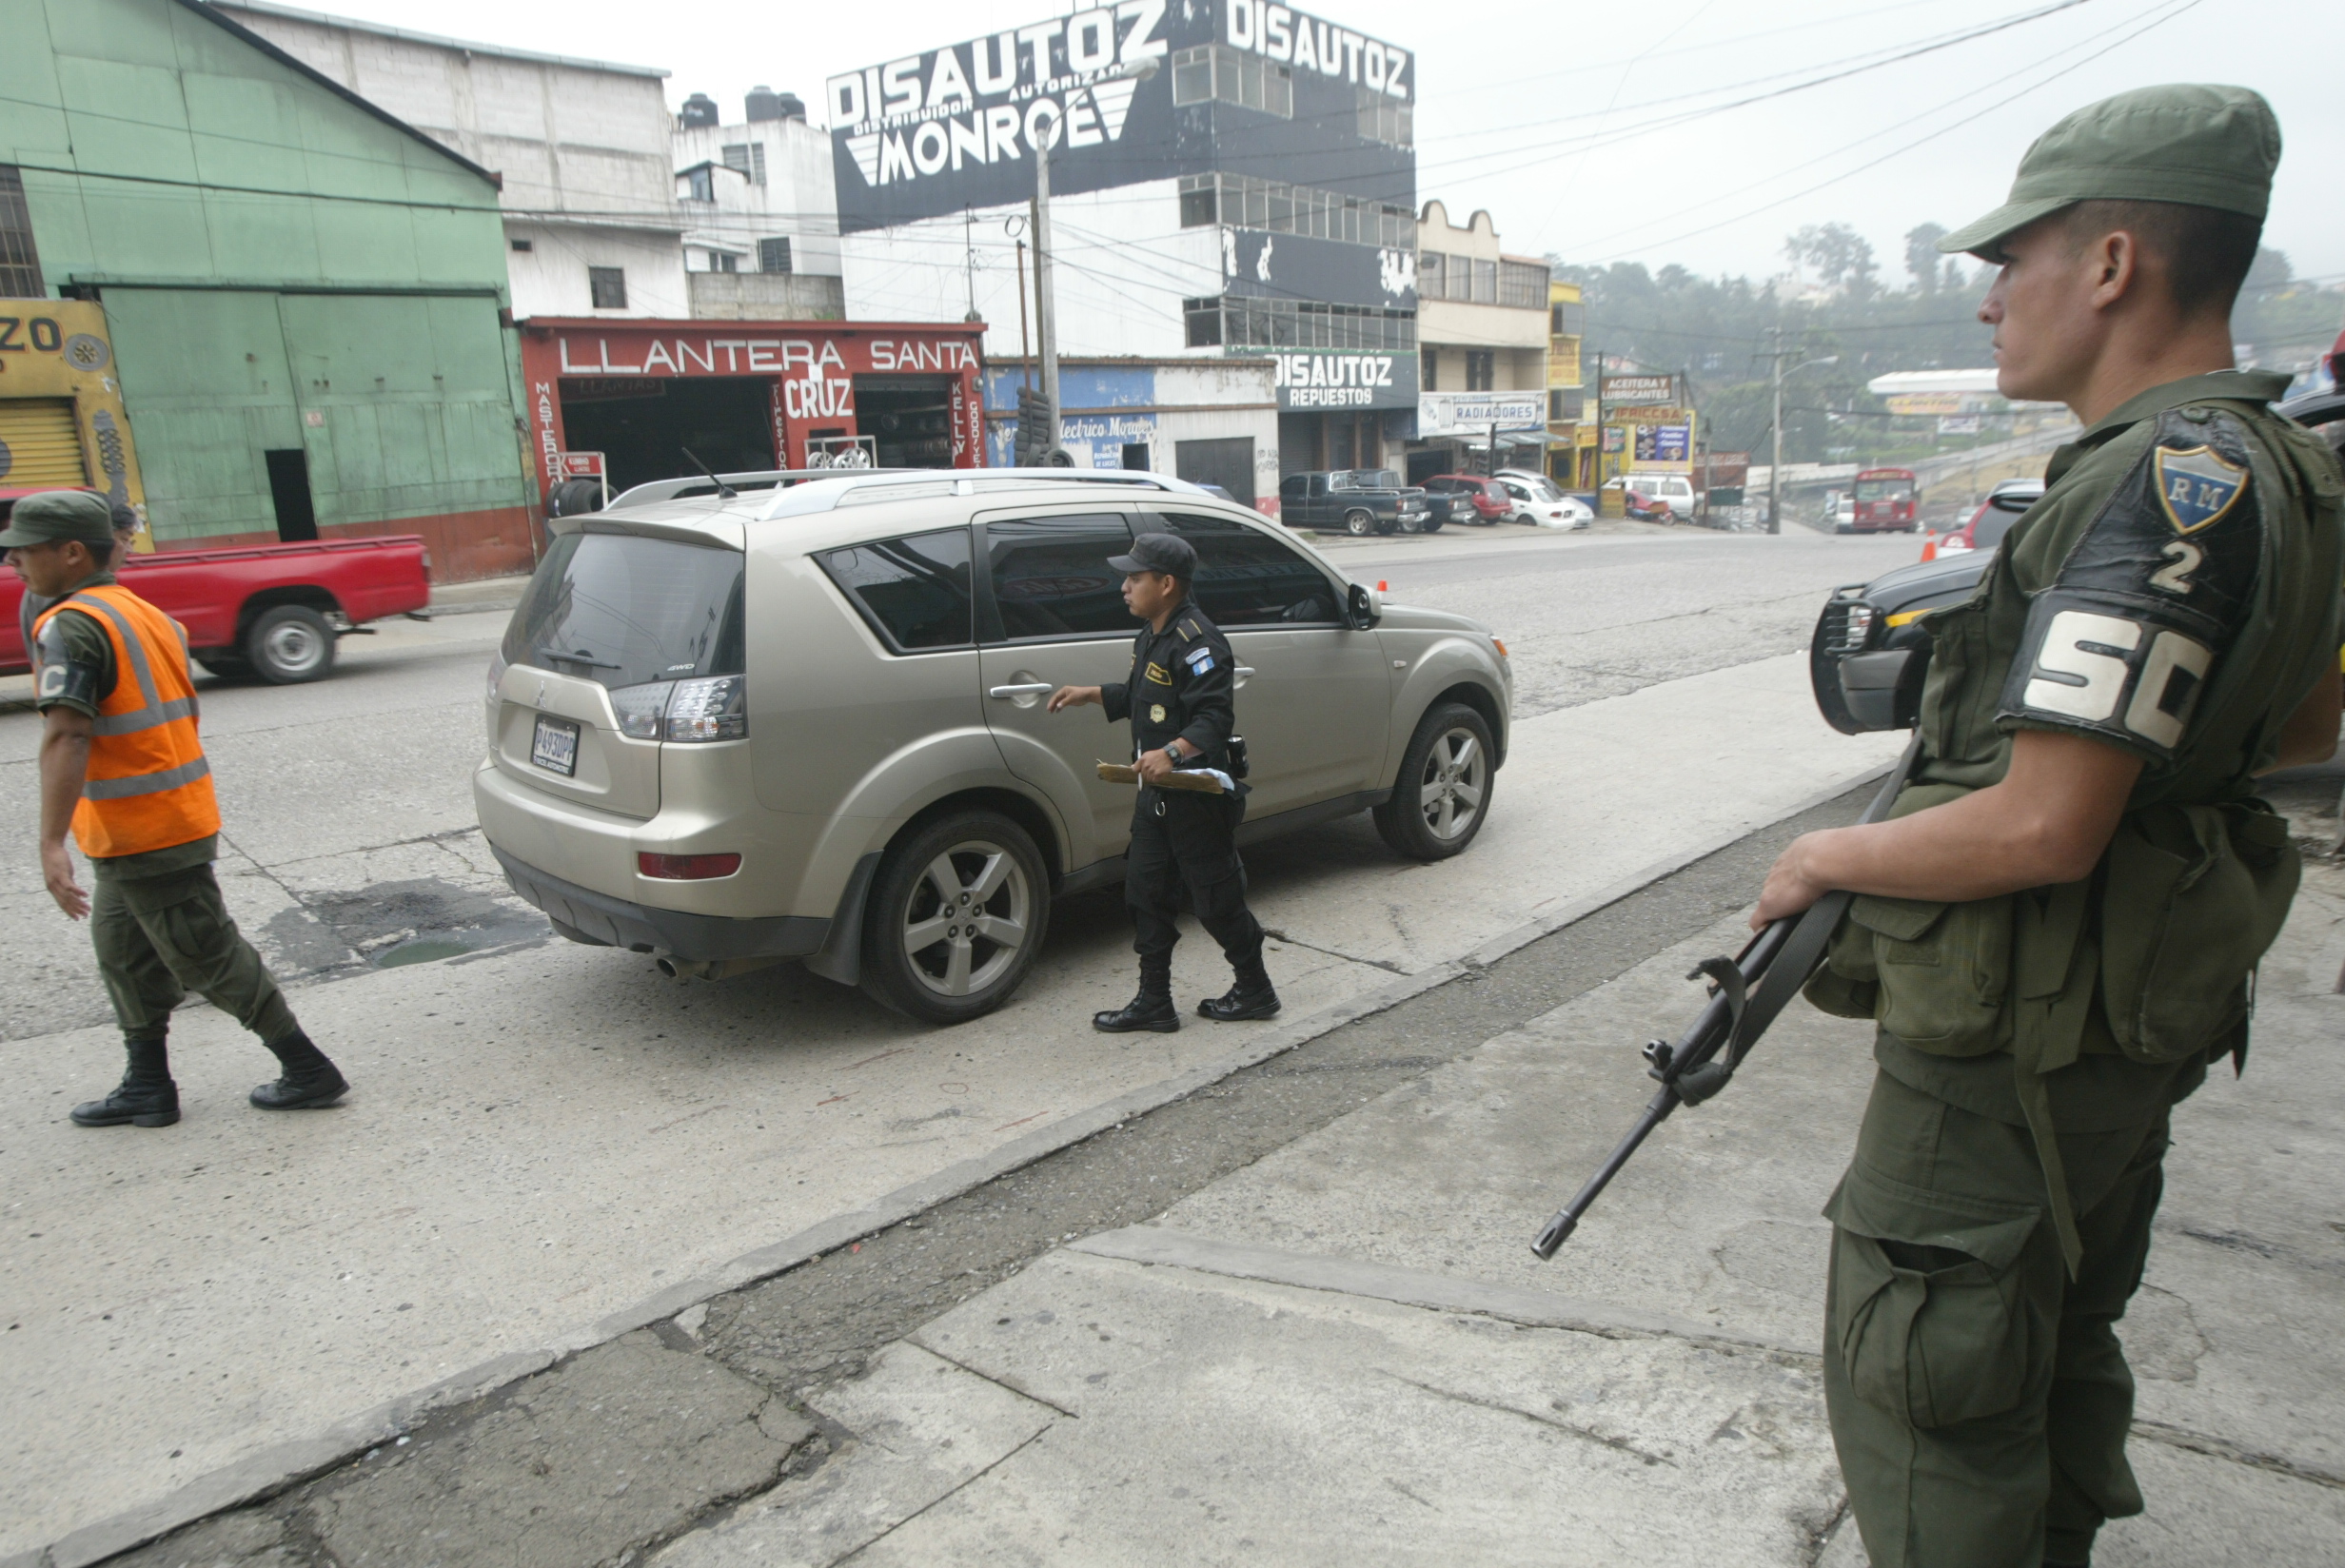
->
xmin=1785 ymin=223 xmax=1880 ymax=300
xmin=1903 ymin=224 xmax=1948 ymax=293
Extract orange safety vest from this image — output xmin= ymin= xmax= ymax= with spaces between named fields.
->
xmin=33 ymin=583 xmax=221 ymax=858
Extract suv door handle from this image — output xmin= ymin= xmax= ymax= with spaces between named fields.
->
xmin=1234 ymin=665 xmax=1254 ymax=689
xmin=988 ymin=682 xmax=1055 ymax=698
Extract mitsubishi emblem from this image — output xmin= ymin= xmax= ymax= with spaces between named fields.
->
xmin=535 ymin=679 xmax=548 ymax=706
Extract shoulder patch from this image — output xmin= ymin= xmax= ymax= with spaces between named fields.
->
xmin=1998 ymin=407 xmax=2264 ymax=764
xmin=1182 ymin=643 xmax=1215 ymax=675
xmin=2151 ymin=442 xmax=2250 ymax=535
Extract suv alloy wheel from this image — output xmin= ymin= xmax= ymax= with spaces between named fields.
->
xmin=1372 ymin=702 xmax=1495 ymax=861
xmin=859 ymin=810 xmax=1050 ymax=1024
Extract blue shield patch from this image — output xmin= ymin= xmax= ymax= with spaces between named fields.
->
xmin=2152 ymin=443 xmax=2249 ymax=536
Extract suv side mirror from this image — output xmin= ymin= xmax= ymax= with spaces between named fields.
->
xmin=1347 ymin=581 xmax=1380 ymax=629
xmin=1987 ymin=492 xmax=2036 ymax=512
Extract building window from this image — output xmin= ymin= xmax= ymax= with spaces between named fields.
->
xmin=1421 ymin=348 xmax=1438 ymax=391
xmin=1471 ymin=260 xmax=1498 ymax=304
xmin=0 ymin=167 xmax=41 ymax=297
xmin=1548 ymin=387 xmax=1584 ymax=421
xmin=759 ymin=237 xmax=793 ymax=274
xmin=683 ymin=166 xmax=716 ymax=203
xmin=1200 ymin=296 xmax=1417 ymax=352
xmin=1500 ymin=261 xmax=1548 ymax=309
xmin=709 ymin=250 xmax=739 ymax=273
xmin=1355 ymin=87 xmax=1411 ymax=147
xmin=589 ymin=266 xmax=628 ymax=309
xmin=1466 ymin=351 xmax=1494 ymax=391
xmin=1184 ymin=297 xmax=1224 ymax=348
xmin=1171 ymin=47 xmax=1292 ymax=118
xmin=720 ymin=142 xmax=767 ymax=186
xmin=509 ymin=237 xmax=534 ymax=253
xmin=1176 ymin=173 xmax=1412 ymax=249
xmin=1550 ymin=300 xmax=1584 ymax=337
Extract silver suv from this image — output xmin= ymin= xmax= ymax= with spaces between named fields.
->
xmin=475 ymin=470 xmax=1511 ymax=1024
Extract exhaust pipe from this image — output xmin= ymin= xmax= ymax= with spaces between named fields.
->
xmin=655 ymin=955 xmax=781 ymax=982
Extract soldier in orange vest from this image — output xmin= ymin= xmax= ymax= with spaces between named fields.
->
xmin=6 ymin=491 xmax=347 ymax=1127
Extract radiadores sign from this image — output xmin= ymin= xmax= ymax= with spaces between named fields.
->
xmin=829 ymin=1 xmax=1411 ymax=230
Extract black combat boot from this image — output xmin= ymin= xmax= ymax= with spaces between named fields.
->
xmin=71 ymin=1036 xmax=180 ymax=1127
xmin=249 ymin=1029 xmax=349 ymax=1109
xmin=1199 ymin=955 xmax=1280 ymax=1022
xmin=1094 ymin=956 xmax=1179 ymax=1033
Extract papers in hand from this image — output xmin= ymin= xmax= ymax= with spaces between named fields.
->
xmin=1096 ymin=761 xmax=1232 ymax=794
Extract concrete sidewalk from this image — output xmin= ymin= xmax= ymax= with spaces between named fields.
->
xmin=657 ymin=861 xmax=2345 ymax=1564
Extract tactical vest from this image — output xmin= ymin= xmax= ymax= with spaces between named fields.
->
xmin=1807 ymin=391 xmax=2344 ymax=1268
xmin=34 ymin=585 xmax=221 ymax=858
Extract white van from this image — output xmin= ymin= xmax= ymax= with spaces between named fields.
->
xmin=1603 ymin=473 xmax=1701 ymax=522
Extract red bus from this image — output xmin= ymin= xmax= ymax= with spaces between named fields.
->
xmin=1851 ymin=468 xmax=1919 ymax=532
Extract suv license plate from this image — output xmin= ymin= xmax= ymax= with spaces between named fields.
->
xmin=531 ymin=715 xmax=580 ymax=776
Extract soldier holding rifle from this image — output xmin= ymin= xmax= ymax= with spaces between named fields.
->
xmin=1748 ymin=88 xmax=2343 ymax=1567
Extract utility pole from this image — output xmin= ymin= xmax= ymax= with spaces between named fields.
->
xmin=1032 ymin=147 xmax=1059 ymax=461
xmin=1767 ymin=326 xmax=1785 ymax=536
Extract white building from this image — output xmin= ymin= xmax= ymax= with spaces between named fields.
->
xmin=1406 ymin=200 xmax=1550 ymax=480
xmin=215 ymin=0 xmax=690 ymax=319
xmin=671 ymin=88 xmax=846 ymax=320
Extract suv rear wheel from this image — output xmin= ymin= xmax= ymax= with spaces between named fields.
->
xmin=1373 ymin=702 xmax=1494 ymax=861
xmin=860 ymin=810 xmax=1050 ymax=1025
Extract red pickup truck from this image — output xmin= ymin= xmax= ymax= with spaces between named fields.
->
xmin=3 ymin=532 xmax=431 ymax=684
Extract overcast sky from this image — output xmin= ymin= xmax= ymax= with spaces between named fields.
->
xmin=309 ymin=0 xmax=2341 ymax=287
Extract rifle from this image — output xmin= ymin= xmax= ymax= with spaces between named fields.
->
xmin=1530 ymin=735 xmax=1921 ymax=1261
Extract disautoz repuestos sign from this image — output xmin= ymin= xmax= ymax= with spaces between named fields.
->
xmin=1271 ymin=350 xmax=1415 ymax=410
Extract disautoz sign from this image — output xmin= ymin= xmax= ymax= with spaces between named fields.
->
xmin=1271 ymin=350 xmax=1415 ymax=411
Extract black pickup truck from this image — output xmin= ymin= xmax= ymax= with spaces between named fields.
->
xmin=1277 ymin=469 xmax=1435 ymax=536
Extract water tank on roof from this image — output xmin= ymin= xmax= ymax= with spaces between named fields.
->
xmin=746 ymin=87 xmax=805 ymax=123
xmin=680 ymin=92 xmax=719 ymax=128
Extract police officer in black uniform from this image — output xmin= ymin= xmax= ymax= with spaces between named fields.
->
xmin=1049 ymin=533 xmax=1280 ymax=1032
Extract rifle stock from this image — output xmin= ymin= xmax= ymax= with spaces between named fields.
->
xmin=1529 ymin=737 xmax=1921 ymax=1261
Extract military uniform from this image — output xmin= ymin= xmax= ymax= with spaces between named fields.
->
xmin=7 ymin=491 xmax=347 ymax=1126
xmin=1089 ymin=534 xmax=1276 ymax=1031
xmin=1803 ymin=88 xmax=2345 ymax=1567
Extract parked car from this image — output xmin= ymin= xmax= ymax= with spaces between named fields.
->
xmin=0 ymin=528 xmax=431 ymax=683
xmin=1822 ymin=492 xmax=1857 ymax=534
xmin=1278 ymin=469 xmax=1434 ymax=536
xmin=1420 ymin=474 xmax=1510 ymax=526
xmin=1606 ymin=472 xmax=1700 ymax=523
xmin=1494 ymin=473 xmax=1592 ymax=529
xmin=476 ymin=469 xmax=1511 ymax=1025
xmin=1923 ymin=478 xmax=2045 ymax=560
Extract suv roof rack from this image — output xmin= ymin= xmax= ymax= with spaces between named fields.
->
xmin=606 ymin=468 xmax=918 ymax=509
xmin=758 ymin=467 xmax=1212 ymax=519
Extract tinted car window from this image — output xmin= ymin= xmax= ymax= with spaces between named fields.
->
xmin=984 ymin=513 xmax=1136 ymax=640
xmin=1974 ymin=495 xmax=2038 ymax=551
xmin=504 ymin=531 xmax=744 ymax=690
xmin=818 ymin=526 xmax=974 ymax=652
xmin=1154 ymin=512 xmax=1340 ymax=627
xmin=1280 ymin=476 xmax=1307 ymax=500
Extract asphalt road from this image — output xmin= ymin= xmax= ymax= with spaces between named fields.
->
xmin=0 ymin=523 xmax=1924 ymax=1563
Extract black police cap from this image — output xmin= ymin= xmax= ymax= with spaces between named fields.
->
xmin=1106 ymin=532 xmax=1196 ymax=578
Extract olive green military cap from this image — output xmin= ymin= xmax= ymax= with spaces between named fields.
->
xmin=1940 ymin=84 xmax=2279 ymax=261
xmin=0 ymin=489 xmax=115 ymax=548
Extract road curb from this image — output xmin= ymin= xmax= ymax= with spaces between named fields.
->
xmin=35 ymin=755 xmax=1897 ymax=1567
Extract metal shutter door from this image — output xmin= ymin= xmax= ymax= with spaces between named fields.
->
xmin=0 ymin=398 xmax=87 ymax=486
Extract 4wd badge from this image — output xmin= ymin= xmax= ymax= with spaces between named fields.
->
xmin=2152 ymin=443 xmax=2248 ymax=535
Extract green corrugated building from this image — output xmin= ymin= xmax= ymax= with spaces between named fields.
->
xmin=1 ymin=0 xmax=535 ymax=578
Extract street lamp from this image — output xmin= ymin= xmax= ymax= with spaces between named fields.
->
xmin=1032 ymin=54 xmax=1160 ymax=464
xmin=1766 ymin=353 xmax=1837 ymax=535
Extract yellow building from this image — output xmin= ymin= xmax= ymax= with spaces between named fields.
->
xmin=1547 ymin=280 xmax=1592 ymax=488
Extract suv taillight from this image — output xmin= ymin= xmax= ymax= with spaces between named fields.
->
xmin=607 ymin=676 xmax=748 ymax=741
